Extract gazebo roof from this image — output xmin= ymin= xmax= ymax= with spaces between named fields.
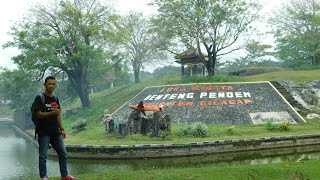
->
xmin=174 ymin=48 xmax=207 ymax=59
xmin=175 ymin=48 xmax=208 ymax=65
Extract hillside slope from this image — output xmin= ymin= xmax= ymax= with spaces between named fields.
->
xmin=59 ymin=69 xmax=320 ymax=145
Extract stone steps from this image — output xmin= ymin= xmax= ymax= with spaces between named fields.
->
xmin=270 ymin=81 xmax=311 ymax=116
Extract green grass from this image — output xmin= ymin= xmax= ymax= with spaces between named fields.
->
xmin=239 ymin=66 xmax=286 ymax=70
xmin=170 ymin=76 xmax=243 ymax=84
xmin=32 ymin=159 xmax=320 ymax=179
xmin=58 ymin=69 xmax=320 ymax=145
xmin=242 ymin=70 xmax=320 ymax=83
xmin=63 ymin=118 xmax=320 ymax=145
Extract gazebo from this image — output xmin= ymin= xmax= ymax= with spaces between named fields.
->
xmin=175 ymin=48 xmax=207 ymax=77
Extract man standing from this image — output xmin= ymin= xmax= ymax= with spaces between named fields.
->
xmin=33 ymin=76 xmax=78 ymax=180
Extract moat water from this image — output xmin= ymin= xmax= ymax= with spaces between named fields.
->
xmin=1 ymin=125 xmax=320 ymax=180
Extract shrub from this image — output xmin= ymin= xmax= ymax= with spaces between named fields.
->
xmin=147 ymin=130 xmax=171 ymax=139
xmin=226 ymin=125 xmax=236 ymax=135
xmin=159 ymin=130 xmax=170 ymax=139
xmin=71 ymin=118 xmax=88 ymax=133
xmin=278 ymin=121 xmax=290 ymax=131
xmin=176 ymin=122 xmax=208 ymax=137
xmin=177 ymin=127 xmax=193 ymax=137
xmin=191 ymin=122 xmax=208 ymax=137
xmin=266 ymin=121 xmax=277 ymax=131
xmin=265 ymin=120 xmax=291 ymax=132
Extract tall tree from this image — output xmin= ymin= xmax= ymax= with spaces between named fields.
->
xmin=271 ymin=0 xmax=320 ymax=67
xmin=92 ymin=53 xmax=131 ymax=91
xmin=119 ymin=12 xmax=165 ymax=83
xmin=152 ymin=0 xmax=260 ymax=76
xmin=0 ymin=68 xmax=41 ymax=109
xmin=243 ymin=40 xmax=275 ymax=63
xmin=221 ymin=40 xmax=277 ymax=74
xmin=3 ymin=0 xmax=119 ymax=108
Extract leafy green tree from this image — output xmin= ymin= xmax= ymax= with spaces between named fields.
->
xmin=0 ymin=68 xmax=41 ymax=109
xmin=91 ymin=53 xmax=131 ymax=91
xmin=271 ymin=0 xmax=320 ymax=67
xmin=232 ymin=40 xmax=275 ymax=66
xmin=153 ymin=65 xmax=180 ymax=78
xmin=3 ymin=0 xmax=120 ymax=108
xmin=244 ymin=40 xmax=275 ymax=63
xmin=54 ymin=71 xmax=78 ymax=102
xmin=112 ymin=57 xmax=131 ymax=87
xmin=218 ymin=41 xmax=278 ymax=75
xmin=119 ymin=11 xmax=166 ymax=83
xmin=0 ymin=69 xmax=78 ymax=109
xmin=151 ymin=0 xmax=260 ymax=76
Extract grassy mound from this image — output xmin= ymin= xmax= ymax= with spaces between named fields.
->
xmin=58 ymin=69 xmax=320 ymax=145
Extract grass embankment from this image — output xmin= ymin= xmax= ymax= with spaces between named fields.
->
xmin=61 ymin=69 xmax=320 ymax=145
xmin=242 ymin=69 xmax=320 ymax=83
xmin=35 ymin=159 xmax=320 ymax=180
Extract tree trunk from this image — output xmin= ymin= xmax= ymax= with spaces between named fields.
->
xmin=133 ymin=61 xmax=140 ymax=83
xmin=211 ymin=53 xmax=217 ymax=76
xmin=77 ymin=82 xmax=90 ymax=109
xmin=69 ymin=73 xmax=91 ymax=109
xmin=206 ymin=55 xmax=214 ymax=76
xmin=314 ymin=54 xmax=319 ymax=65
xmin=205 ymin=53 xmax=216 ymax=76
xmin=133 ymin=69 xmax=140 ymax=83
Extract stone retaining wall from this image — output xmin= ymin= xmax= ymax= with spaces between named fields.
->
xmin=13 ymin=126 xmax=320 ymax=160
xmin=63 ymin=135 xmax=320 ymax=159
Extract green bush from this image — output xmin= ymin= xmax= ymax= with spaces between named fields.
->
xmin=159 ymin=130 xmax=171 ymax=139
xmin=266 ymin=121 xmax=277 ymax=131
xmin=266 ymin=121 xmax=290 ymax=132
xmin=278 ymin=121 xmax=290 ymax=131
xmin=293 ymin=64 xmax=320 ymax=70
xmin=71 ymin=118 xmax=88 ymax=133
xmin=191 ymin=122 xmax=208 ymax=137
xmin=176 ymin=122 xmax=208 ymax=137
xmin=177 ymin=127 xmax=193 ymax=137
xmin=226 ymin=125 xmax=236 ymax=135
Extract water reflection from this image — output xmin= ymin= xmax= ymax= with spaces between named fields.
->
xmin=1 ymin=125 xmax=320 ymax=179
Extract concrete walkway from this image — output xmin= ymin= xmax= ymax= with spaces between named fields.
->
xmin=0 ymin=118 xmax=14 ymax=125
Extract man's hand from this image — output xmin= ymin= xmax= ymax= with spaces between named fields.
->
xmin=61 ymin=129 xmax=66 ymax=139
xmin=52 ymin=108 xmax=61 ymax=116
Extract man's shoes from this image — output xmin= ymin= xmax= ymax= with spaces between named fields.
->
xmin=41 ymin=177 xmax=48 ymax=180
xmin=62 ymin=175 xmax=79 ymax=180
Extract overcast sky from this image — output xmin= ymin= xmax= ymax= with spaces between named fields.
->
xmin=0 ymin=0 xmax=287 ymax=70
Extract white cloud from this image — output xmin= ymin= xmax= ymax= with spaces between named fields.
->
xmin=0 ymin=0 xmax=49 ymax=69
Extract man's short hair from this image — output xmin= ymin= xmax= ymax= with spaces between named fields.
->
xmin=45 ymin=76 xmax=56 ymax=83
